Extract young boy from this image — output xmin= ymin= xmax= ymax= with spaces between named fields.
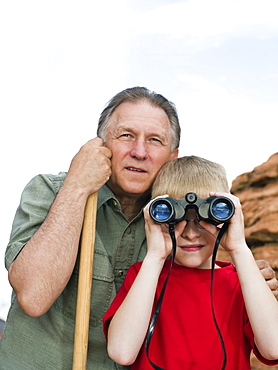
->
xmin=103 ymin=156 xmax=278 ymax=369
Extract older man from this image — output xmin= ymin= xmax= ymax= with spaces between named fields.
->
xmin=1 ymin=87 xmax=179 ymax=369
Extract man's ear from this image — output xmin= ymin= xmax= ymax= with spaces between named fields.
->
xmin=170 ymin=149 xmax=179 ymax=160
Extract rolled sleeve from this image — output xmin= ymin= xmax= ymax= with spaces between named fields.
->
xmin=5 ymin=173 xmax=66 ymax=269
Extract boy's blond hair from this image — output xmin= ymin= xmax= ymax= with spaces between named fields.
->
xmin=152 ymin=156 xmax=230 ymax=199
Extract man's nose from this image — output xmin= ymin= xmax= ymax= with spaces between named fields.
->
xmin=130 ymin=140 xmax=148 ymax=159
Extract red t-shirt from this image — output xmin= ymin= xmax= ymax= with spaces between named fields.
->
xmin=103 ymin=260 xmax=278 ymax=369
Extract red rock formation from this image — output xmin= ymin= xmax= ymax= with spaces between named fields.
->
xmin=217 ymin=153 xmax=278 ymax=370
xmin=231 ymin=152 xmax=278 ymax=269
xmin=217 ymin=153 xmax=278 ymax=268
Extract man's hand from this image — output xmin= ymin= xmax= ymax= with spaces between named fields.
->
xmin=256 ymin=259 xmax=278 ymax=300
xmin=66 ymin=137 xmax=112 ymax=196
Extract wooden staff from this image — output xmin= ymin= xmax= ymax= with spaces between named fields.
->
xmin=72 ymin=192 xmax=98 ymax=369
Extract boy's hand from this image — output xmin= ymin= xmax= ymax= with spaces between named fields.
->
xmin=204 ymin=192 xmax=278 ymax=300
xmin=202 ymin=192 xmax=247 ymax=253
xmin=143 ymin=196 xmax=173 ymax=261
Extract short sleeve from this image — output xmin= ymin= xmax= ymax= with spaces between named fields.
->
xmin=244 ymin=319 xmax=278 ymax=366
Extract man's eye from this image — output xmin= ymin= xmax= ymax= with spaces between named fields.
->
xmin=150 ymin=138 xmax=162 ymax=144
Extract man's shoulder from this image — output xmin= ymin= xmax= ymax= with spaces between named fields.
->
xmin=38 ymin=172 xmax=67 ymax=183
xmin=26 ymin=172 xmax=67 ymax=194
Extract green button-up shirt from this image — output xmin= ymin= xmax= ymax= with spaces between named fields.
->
xmin=1 ymin=173 xmax=148 ymax=370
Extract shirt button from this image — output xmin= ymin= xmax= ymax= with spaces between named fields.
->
xmin=126 ymin=227 xmax=131 ymax=234
xmin=117 ymin=270 xmax=123 ymax=277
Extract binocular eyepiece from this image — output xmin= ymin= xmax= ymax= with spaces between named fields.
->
xmin=149 ymin=192 xmax=234 ymax=225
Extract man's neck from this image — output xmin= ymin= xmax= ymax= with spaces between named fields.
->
xmin=105 ymin=183 xmax=151 ymax=221
xmin=115 ymin=192 xmax=150 ymax=221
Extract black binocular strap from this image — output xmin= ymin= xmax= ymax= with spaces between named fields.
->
xmin=145 ymin=222 xmax=229 ymax=370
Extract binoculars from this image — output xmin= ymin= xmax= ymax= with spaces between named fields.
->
xmin=149 ymin=192 xmax=234 ymax=225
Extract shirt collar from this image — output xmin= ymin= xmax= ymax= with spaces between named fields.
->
xmin=97 ymin=184 xmax=117 ymax=209
xmin=97 ymin=184 xmax=151 ymax=221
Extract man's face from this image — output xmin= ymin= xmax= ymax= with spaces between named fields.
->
xmin=105 ymin=100 xmax=178 ymax=200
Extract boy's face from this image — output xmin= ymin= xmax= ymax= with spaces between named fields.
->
xmin=163 ymin=209 xmax=217 ymax=269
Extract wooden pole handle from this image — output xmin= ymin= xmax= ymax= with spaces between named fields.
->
xmin=72 ymin=192 xmax=98 ymax=370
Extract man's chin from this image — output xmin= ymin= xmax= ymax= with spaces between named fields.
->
xmin=107 ymin=180 xmax=151 ymax=199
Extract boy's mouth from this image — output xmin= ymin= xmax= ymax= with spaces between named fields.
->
xmin=179 ymin=244 xmax=204 ymax=252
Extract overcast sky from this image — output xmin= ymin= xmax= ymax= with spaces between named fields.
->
xmin=1 ymin=0 xmax=277 ymax=319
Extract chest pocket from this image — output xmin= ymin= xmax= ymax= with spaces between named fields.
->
xmin=90 ymin=235 xmax=116 ymax=326
xmin=53 ymin=233 xmax=116 ymax=327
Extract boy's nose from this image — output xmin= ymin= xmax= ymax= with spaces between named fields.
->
xmin=181 ymin=220 xmax=201 ymax=239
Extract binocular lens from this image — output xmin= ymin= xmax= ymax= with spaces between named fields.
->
xmin=211 ymin=201 xmax=233 ymax=220
xmin=151 ymin=202 xmax=172 ymax=221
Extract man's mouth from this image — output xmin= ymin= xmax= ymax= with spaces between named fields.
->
xmin=126 ymin=167 xmax=146 ymax=173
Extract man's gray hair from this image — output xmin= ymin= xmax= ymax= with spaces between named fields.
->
xmin=97 ymin=87 xmax=181 ymax=151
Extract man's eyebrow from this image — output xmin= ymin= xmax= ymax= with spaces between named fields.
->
xmin=116 ymin=125 xmax=133 ymax=132
xmin=115 ymin=125 xmax=169 ymax=142
xmin=113 ymin=126 xmax=134 ymax=136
